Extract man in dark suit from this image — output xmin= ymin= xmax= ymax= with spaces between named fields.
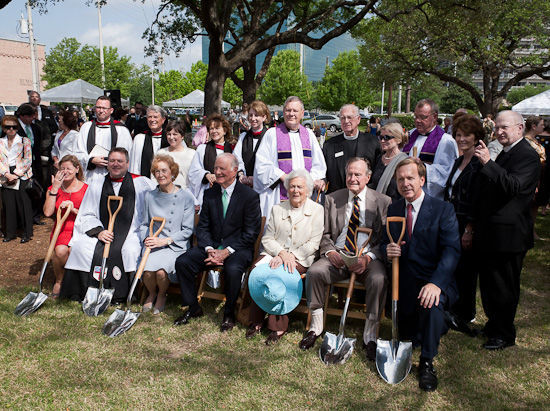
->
xmin=381 ymin=158 xmax=460 ymax=392
xmin=322 ymin=104 xmax=380 ymax=193
xmin=28 ymin=91 xmax=58 ymax=139
xmin=300 ymin=157 xmax=390 ymax=361
xmin=125 ymin=101 xmax=143 ymax=136
xmin=174 ymin=153 xmax=262 ymax=332
xmin=472 ymin=110 xmax=540 ymax=350
xmin=16 ymin=103 xmax=44 ymax=225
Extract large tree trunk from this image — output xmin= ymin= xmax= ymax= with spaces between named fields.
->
xmin=241 ymin=58 xmax=259 ymax=105
xmin=405 ymin=84 xmax=411 ymax=113
xmin=204 ymin=42 xmax=229 ymax=115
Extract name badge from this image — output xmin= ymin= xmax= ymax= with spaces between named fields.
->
xmin=335 ymin=151 xmax=344 ymax=158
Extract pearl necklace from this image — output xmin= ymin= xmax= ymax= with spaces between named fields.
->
xmin=62 ymin=180 xmax=80 ymax=194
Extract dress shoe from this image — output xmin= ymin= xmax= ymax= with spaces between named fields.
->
xmin=220 ymin=315 xmax=235 ymax=332
xmin=363 ymin=341 xmax=377 ymax=361
xmin=472 ymin=328 xmax=487 ymax=338
xmin=418 ymin=359 xmax=438 ymax=392
xmin=20 ymin=237 xmax=31 ymax=243
xmin=245 ymin=324 xmax=262 ymax=339
xmin=33 ymin=220 xmax=46 ymax=226
xmin=142 ymin=302 xmax=153 ymax=313
xmin=445 ymin=311 xmax=475 ymax=337
xmin=299 ymin=331 xmax=320 ymax=350
xmin=482 ymin=338 xmax=515 ymax=350
xmin=265 ymin=330 xmax=286 ymax=346
xmin=153 ymin=306 xmax=164 ymax=315
xmin=3 ymin=236 xmax=15 ymax=243
xmin=173 ymin=306 xmax=203 ymax=326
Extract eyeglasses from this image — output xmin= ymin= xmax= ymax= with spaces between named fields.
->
xmin=378 ymin=134 xmax=395 ymax=141
xmin=95 ymin=106 xmax=111 ymax=111
xmin=414 ymin=114 xmax=435 ymax=121
xmin=2 ymin=125 xmax=18 ymax=130
xmin=339 ymin=116 xmax=358 ymax=121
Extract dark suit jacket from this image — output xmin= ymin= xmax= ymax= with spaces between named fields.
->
xmin=196 ymin=180 xmax=261 ymax=258
xmin=381 ymin=195 xmax=460 ymax=315
xmin=473 ymin=138 xmax=540 ymax=253
xmin=322 ymin=131 xmax=381 ymax=193
xmin=320 ymin=187 xmax=390 ymax=260
xmin=17 ymin=122 xmax=43 ymax=183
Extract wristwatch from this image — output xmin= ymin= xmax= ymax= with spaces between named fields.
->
xmin=166 ymin=237 xmax=173 ymax=245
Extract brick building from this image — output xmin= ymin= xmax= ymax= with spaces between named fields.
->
xmin=0 ymin=37 xmax=46 ymax=105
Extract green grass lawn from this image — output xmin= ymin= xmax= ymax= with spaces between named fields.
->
xmin=1 ymin=216 xmax=549 ymax=410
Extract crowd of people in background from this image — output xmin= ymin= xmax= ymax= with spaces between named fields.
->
xmin=0 ymin=91 xmax=547 ymax=393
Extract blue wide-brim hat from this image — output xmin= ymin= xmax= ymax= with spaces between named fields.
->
xmin=248 ymin=264 xmax=303 ymax=315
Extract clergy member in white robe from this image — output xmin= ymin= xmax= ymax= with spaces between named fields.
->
xmin=129 ymin=105 xmax=168 ymax=176
xmin=62 ymin=148 xmax=155 ymax=303
xmin=253 ymin=96 xmax=326 ymax=218
xmin=74 ymin=96 xmax=133 ymax=185
xmin=403 ymin=99 xmax=458 ymax=200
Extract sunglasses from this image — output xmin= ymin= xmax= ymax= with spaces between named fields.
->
xmin=2 ymin=125 xmax=18 ymax=130
xmin=378 ymin=134 xmax=395 ymax=141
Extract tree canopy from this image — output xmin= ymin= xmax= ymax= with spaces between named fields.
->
xmin=42 ymin=37 xmax=132 ymax=95
xmin=258 ymin=50 xmax=313 ymax=106
xmin=353 ymin=0 xmax=550 ymax=116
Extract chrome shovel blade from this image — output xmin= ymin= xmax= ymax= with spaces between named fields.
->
xmin=102 ymin=309 xmax=140 ymax=337
xmin=375 ymin=338 xmax=413 ymax=384
xmin=14 ymin=292 xmax=48 ymax=316
xmin=319 ymin=331 xmax=356 ymax=365
xmin=82 ymin=287 xmax=115 ymax=317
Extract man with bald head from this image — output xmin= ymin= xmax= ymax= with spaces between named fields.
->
xmin=473 ymin=110 xmax=540 ymax=350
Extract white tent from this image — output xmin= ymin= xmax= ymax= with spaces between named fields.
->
xmin=40 ymin=79 xmax=129 ymax=106
xmin=512 ymin=89 xmax=550 ymax=116
xmin=163 ymin=89 xmax=231 ymax=108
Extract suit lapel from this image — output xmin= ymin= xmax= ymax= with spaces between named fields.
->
xmin=412 ymin=195 xmax=433 ymax=241
xmin=334 ymin=189 xmax=349 ymax=232
xmin=213 ymin=185 xmax=224 ymax=228
xmin=334 ymin=136 xmax=347 ymax=186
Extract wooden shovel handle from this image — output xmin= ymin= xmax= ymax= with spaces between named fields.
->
xmin=45 ymin=205 xmax=73 ymax=263
xmin=346 ymin=271 xmax=357 ymax=300
xmin=413 ymin=146 xmax=418 ymax=158
xmin=103 ymin=196 xmax=123 ymax=258
xmin=386 ymin=217 xmax=406 ymax=301
xmin=355 ymin=227 xmax=373 ymax=257
xmin=134 ymin=217 xmax=166 ymax=282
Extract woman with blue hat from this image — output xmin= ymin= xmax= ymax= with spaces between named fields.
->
xmin=246 ymin=169 xmax=324 ymax=345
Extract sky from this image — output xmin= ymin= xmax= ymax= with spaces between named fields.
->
xmin=0 ymin=0 xmax=203 ymax=73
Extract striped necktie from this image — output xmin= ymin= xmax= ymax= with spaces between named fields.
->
xmin=344 ymin=196 xmax=360 ymax=254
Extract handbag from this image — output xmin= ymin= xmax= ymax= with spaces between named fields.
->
xmin=25 ymin=177 xmax=43 ymax=199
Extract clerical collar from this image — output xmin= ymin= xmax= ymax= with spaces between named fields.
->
xmin=215 ymin=143 xmax=225 ymax=150
xmin=344 ymin=130 xmax=359 ymax=140
xmin=109 ymin=174 xmax=126 ymax=183
xmin=288 ymin=129 xmax=299 ymax=133
xmin=418 ymin=126 xmax=436 ymax=137
xmin=252 ymin=130 xmax=262 ymax=137
xmin=96 ymin=121 xmax=111 ymax=126
xmin=151 ymin=131 xmax=163 ymax=137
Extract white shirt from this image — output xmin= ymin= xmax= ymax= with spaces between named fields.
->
xmin=406 ymin=190 xmax=425 ymax=234
xmin=334 ymin=188 xmax=376 ymax=260
xmin=4 ymin=135 xmax=23 ymax=166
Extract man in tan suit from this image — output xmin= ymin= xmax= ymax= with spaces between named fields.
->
xmin=299 ymin=157 xmax=391 ymax=361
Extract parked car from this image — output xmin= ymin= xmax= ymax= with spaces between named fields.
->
xmin=302 ymin=114 xmax=341 ymax=132
xmin=0 ymin=103 xmax=18 ymax=116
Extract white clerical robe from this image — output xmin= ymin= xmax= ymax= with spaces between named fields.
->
xmin=129 ymin=133 xmax=163 ymax=175
xmin=253 ymin=126 xmax=326 ymax=218
xmin=74 ymin=121 xmax=133 ymax=185
xmin=187 ymin=143 xmax=224 ymax=208
xmin=406 ymin=129 xmax=458 ymax=200
xmin=65 ymin=175 xmax=155 ymax=273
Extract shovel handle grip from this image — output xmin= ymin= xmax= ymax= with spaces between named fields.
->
xmin=45 ymin=205 xmax=73 ymax=262
xmin=134 ymin=217 xmax=167 ymax=282
xmin=386 ymin=217 xmax=406 ymax=301
xmin=413 ymin=146 xmax=418 ymax=158
xmin=355 ymin=227 xmax=373 ymax=257
xmin=103 ymin=196 xmax=124 ymax=258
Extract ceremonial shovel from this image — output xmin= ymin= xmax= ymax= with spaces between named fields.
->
xmin=376 ymin=216 xmax=412 ymax=384
xmin=15 ymin=205 xmax=72 ymax=316
xmin=319 ymin=227 xmax=372 ymax=365
xmin=82 ymin=195 xmax=122 ymax=317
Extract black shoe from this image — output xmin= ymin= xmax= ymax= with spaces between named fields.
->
xmin=173 ymin=306 xmax=203 ymax=326
xmin=20 ymin=237 xmax=32 ymax=243
xmin=245 ymin=324 xmax=262 ymax=339
xmin=472 ymin=328 xmax=487 ymax=338
xmin=220 ymin=315 xmax=235 ymax=333
xmin=33 ymin=220 xmax=46 ymax=226
xmin=3 ymin=236 xmax=15 ymax=243
xmin=482 ymin=338 xmax=515 ymax=350
xmin=418 ymin=359 xmax=438 ymax=392
xmin=299 ymin=331 xmax=320 ymax=350
xmin=363 ymin=341 xmax=377 ymax=362
xmin=445 ymin=311 xmax=475 ymax=337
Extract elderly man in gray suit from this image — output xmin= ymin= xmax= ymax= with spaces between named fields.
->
xmin=299 ymin=157 xmax=391 ymax=361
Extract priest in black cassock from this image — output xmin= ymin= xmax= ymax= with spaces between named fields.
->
xmin=61 ymin=148 xmax=155 ymax=303
xmin=129 ymin=105 xmax=168 ymax=176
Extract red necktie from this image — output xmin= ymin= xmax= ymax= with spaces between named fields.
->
xmin=406 ymin=203 xmax=413 ymax=240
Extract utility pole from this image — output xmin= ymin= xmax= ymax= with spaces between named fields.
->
xmin=97 ymin=2 xmax=106 ymax=89
xmin=381 ymin=81 xmax=385 ymax=115
xmin=26 ymin=1 xmax=39 ymax=92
